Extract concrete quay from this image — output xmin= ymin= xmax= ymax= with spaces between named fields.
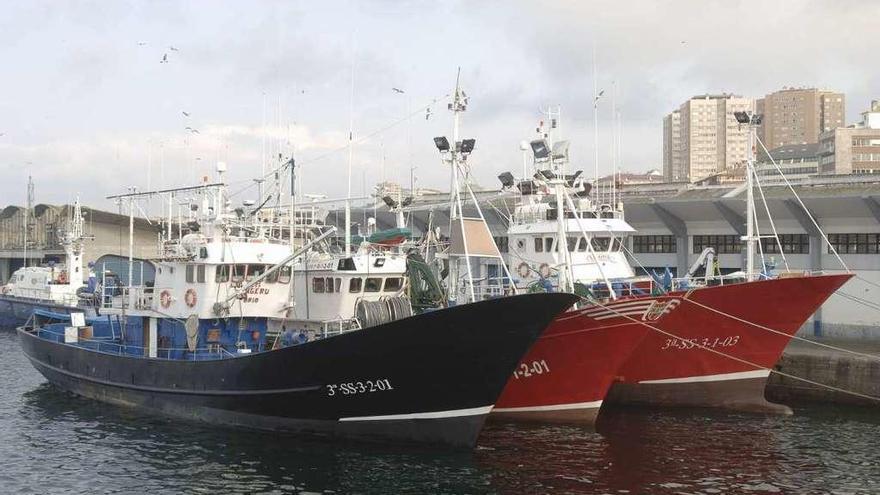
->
xmin=766 ymin=338 xmax=880 ymax=407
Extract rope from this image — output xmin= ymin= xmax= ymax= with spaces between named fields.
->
xmin=835 ymin=290 xmax=880 ymax=313
xmin=756 ymin=135 xmax=849 ymax=272
xmin=678 ymin=296 xmax=880 ymax=362
xmin=588 ymin=297 xmax=880 ymax=404
xmin=855 ymin=274 xmax=880 ymax=291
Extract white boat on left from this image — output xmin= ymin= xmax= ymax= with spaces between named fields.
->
xmin=0 ymin=198 xmax=96 ymax=327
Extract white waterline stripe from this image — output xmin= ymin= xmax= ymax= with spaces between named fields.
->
xmin=338 ymin=405 xmax=493 ymax=422
xmin=492 ymin=400 xmax=603 ymax=413
xmin=638 ymin=369 xmax=771 ymax=385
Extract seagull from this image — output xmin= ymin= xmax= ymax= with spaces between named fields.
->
xmin=169 ymin=46 xmax=179 ymax=51
xmin=594 ymin=89 xmax=605 ymax=107
xmin=137 ymin=41 xmax=148 ymax=46
xmin=182 ymin=111 xmax=190 ymax=117
xmin=160 ymin=53 xmax=168 ymax=64
xmin=392 ymin=87 xmax=405 ymax=94
xmin=681 ymin=40 xmax=687 ymax=44
xmin=425 ymin=108 xmax=432 ymax=120
xmin=185 ymin=127 xmax=200 ymax=134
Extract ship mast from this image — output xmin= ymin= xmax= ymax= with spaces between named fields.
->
xmin=735 ymin=110 xmax=761 ymax=282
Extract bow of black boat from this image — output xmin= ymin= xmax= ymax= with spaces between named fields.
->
xmin=18 ymin=292 xmax=577 ymax=448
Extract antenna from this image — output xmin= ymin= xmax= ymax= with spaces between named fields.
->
xmin=24 ymin=176 xmax=34 ymax=267
xmin=592 ymin=45 xmax=602 ymax=203
xmin=344 ymin=35 xmax=356 ymax=257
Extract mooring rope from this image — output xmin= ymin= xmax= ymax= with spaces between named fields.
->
xmin=588 ymin=297 xmax=880 ymax=405
xmin=676 ymin=296 xmax=880 ymax=363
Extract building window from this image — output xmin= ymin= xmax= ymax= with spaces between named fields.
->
xmin=761 ymin=234 xmax=809 ymax=254
xmin=693 ymin=235 xmax=742 ymax=254
xmin=632 ymin=235 xmax=677 ymax=254
xmin=828 ymin=233 xmax=880 ymax=254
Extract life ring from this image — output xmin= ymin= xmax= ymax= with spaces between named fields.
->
xmin=517 ymin=262 xmax=530 ymax=278
xmin=185 ymin=288 xmax=198 ymax=308
xmin=58 ymin=271 xmax=68 ymax=284
xmin=539 ymin=263 xmax=551 ymax=279
xmin=160 ymin=290 xmax=172 ymax=309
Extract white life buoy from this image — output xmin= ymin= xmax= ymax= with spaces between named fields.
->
xmin=539 ymin=263 xmax=551 ymax=279
xmin=160 ymin=290 xmax=172 ymax=309
xmin=185 ymin=288 xmax=198 ymax=308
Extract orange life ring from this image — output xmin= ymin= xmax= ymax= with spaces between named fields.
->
xmin=58 ymin=271 xmax=68 ymax=284
xmin=539 ymin=263 xmax=551 ymax=279
xmin=185 ymin=288 xmax=198 ymax=308
xmin=160 ymin=290 xmax=172 ymax=308
xmin=517 ymin=262 xmax=530 ymax=278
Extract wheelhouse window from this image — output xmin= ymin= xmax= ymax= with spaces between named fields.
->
xmin=544 ymin=237 xmax=553 ymax=252
xmin=277 ymin=266 xmax=291 ymax=284
xmin=349 ymin=277 xmax=363 ymax=293
xmin=196 ymin=265 xmax=206 ymax=283
xmin=249 ymin=264 xmax=267 ymax=281
xmin=312 ymin=277 xmax=325 ymax=293
xmin=232 ymin=264 xmax=246 ymax=283
xmin=186 ymin=265 xmax=195 ymax=283
xmin=364 ymin=277 xmax=382 ymax=292
xmin=534 ymin=237 xmax=543 ymax=253
xmin=265 ymin=267 xmax=278 ymax=283
xmin=591 ymin=237 xmax=611 ymax=251
xmin=216 ymin=265 xmax=229 ymax=283
xmin=383 ymin=277 xmax=403 ymax=292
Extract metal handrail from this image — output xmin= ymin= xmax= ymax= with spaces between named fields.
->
xmin=33 ymin=326 xmax=247 ymax=360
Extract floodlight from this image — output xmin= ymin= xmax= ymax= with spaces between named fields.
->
xmin=401 ymin=197 xmax=413 ymax=207
xmin=530 ymin=139 xmax=551 ymax=160
xmin=734 ymin=111 xmax=751 ymax=124
xmin=433 ymin=136 xmax=450 ymax=152
xmin=752 ymin=114 xmax=763 ymax=125
xmin=498 ymin=172 xmax=515 ymax=188
xmin=382 ymin=196 xmax=398 ymax=208
xmin=460 ymin=138 xmax=476 ymax=153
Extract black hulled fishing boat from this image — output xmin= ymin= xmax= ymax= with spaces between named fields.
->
xmin=18 ymin=174 xmax=577 ymax=448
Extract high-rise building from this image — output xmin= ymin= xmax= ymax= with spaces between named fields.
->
xmin=662 ymin=94 xmax=754 ymax=182
xmin=662 ymin=110 xmax=683 ymax=181
xmin=757 ymin=87 xmax=845 ymax=150
xmin=817 ymin=100 xmax=880 ymax=175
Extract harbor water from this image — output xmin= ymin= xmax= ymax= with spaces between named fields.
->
xmin=1 ymin=330 xmax=877 ymax=494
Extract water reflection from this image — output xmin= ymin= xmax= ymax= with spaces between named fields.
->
xmin=4 ymin=330 xmax=879 ymax=494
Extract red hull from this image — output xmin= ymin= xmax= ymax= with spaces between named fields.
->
xmin=607 ymin=273 xmax=852 ymax=412
xmin=491 ymin=305 xmax=648 ymax=424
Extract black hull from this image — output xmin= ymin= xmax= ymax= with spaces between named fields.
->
xmin=19 ymin=293 xmax=577 ymax=448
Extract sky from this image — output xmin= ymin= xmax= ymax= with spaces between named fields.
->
xmin=1 ymin=0 xmax=879 ymax=211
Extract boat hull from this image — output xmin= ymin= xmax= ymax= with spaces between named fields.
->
xmin=0 ymin=295 xmax=87 ymax=328
xmin=606 ymin=274 xmax=852 ymax=413
xmin=491 ymin=307 xmax=648 ymax=425
xmin=18 ymin=292 xmax=577 ymax=448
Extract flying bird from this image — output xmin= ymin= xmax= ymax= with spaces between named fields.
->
xmin=137 ymin=41 xmax=148 ymax=46
xmin=160 ymin=53 xmax=168 ymax=63
xmin=425 ymin=108 xmax=432 ymax=120
xmin=182 ymin=111 xmax=190 ymax=117
xmin=681 ymin=40 xmax=687 ymax=44
xmin=169 ymin=46 xmax=179 ymax=51
xmin=392 ymin=88 xmax=405 ymax=94
xmin=185 ymin=127 xmax=200 ymax=134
